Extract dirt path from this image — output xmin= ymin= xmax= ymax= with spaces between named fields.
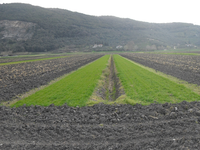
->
xmin=1 ymin=102 xmax=200 ymax=149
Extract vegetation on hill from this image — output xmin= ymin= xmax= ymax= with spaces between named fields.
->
xmin=0 ymin=3 xmax=200 ymax=53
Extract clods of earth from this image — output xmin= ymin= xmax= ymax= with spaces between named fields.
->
xmin=1 ymin=102 xmax=200 ymax=149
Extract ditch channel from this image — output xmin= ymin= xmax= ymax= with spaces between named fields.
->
xmin=96 ymin=55 xmax=124 ymax=101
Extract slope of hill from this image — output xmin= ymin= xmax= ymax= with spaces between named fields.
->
xmin=0 ymin=3 xmax=200 ymax=53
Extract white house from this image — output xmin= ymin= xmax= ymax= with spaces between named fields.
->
xmin=93 ymin=44 xmax=103 ymax=48
xmin=116 ymin=45 xmax=123 ymax=49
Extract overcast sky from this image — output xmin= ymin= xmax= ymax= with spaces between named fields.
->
xmin=0 ymin=0 xmax=200 ymax=25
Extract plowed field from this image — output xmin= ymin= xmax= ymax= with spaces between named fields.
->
xmin=121 ymin=53 xmax=200 ymax=85
xmin=0 ymin=55 xmax=68 ymax=64
xmin=1 ymin=53 xmax=200 ymax=149
xmin=1 ymin=102 xmax=200 ymax=149
xmin=0 ymin=54 xmax=103 ymax=102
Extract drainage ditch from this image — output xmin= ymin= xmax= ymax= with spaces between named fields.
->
xmin=95 ymin=55 xmax=124 ymax=101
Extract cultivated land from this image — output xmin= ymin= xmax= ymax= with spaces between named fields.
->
xmin=114 ymin=55 xmax=200 ymax=105
xmin=121 ymin=53 xmax=200 ymax=85
xmin=0 ymin=54 xmax=103 ymax=102
xmin=1 ymin=102 xmax=200 ymax=149
xmin=0 ymin=55 xmax=72 ymax=66
xmin=12 ymin=55 xmax=109 ymax=107
xmin=0 ymin=54 xmax=71 ymax=64
xmin=160 ymin=52 xmax=200 ymax=56
xmin=1 ymin=53 xmax=200 ymax=149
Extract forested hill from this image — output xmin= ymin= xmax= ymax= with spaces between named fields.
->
xmin=0 ymin=3 xmax=200 ymax=53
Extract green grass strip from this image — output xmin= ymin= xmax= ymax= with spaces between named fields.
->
xmin=113 ymin=55 xmax=200 ymax=105
xmin=0 ymin=56 xmax=70 ymax=66
xmin=12 ymin=55 xmax=109 ymax=107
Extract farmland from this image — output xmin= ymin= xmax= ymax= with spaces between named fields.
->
xmin=121 ymin=53 xmax=200 ymax=85
xmin=1 ymin=102 xmax=200 ymax=149
xmin=0 ymin=54 xmax=71 ymax=64
xmin=1 ymin=53 xmax=200 ymax=149
xmin=9 ymin=54 xmax=200 ymax=107
xmin=0 ymin=54 xmax=103 ymax=102
xmin=12 ymin=55 xmax=109 ymax=107
xmin=114 ymin=55 xmax=200 ymax=105
xmin=0 ymin=55 xmax=72 ymax=66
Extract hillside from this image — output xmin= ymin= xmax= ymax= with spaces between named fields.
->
xmin=0 ymin=3 xmax=200 ymax=53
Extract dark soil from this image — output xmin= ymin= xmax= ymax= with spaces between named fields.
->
xmin=120 ymin=53 xmax=200 ymax=85
xmin=0 ymin=54 xmax=103 ymax=102
xmin=183 ymin=51 xmax=200 ymax=54
xmin=0 ymin=102 xmax=200 ymax=149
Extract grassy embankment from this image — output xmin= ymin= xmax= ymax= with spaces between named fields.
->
xmin=113 ymin=55 xmax=200 ymax=105
xmin=12 ymin=55 xmax=109 ymax=107
xmin=0 ymin=55 xmax=71 ymax=66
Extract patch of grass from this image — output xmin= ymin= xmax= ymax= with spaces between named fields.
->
xmin=87 ymin=95 xmax=128 ymax=106
xmin=12 ymin=55 xmax=109 ymax=107
xmin=113 ymin=55 xmax=200 ymax=105
xmin=0 ymin=55 xmax=71 ymax=66
xmin=125 ymin=58 xmax=200 ymax=96
xmin=87 ymin=56 xmax=111 ymax=104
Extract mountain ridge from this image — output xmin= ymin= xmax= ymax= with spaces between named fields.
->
xmin=0 ymin=3 xmax=200 ymax=53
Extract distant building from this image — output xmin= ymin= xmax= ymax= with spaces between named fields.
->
xmin=186 ymin=44 xmax=192 ymax=47
xmin=116 ymin=45 xmax=123 ymax=49
xmin=93 ymin=44 xmax=103 ymax=48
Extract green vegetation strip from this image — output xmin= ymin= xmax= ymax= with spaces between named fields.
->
xmin=0 ymin=55 xmax=70 ymax=66
xmin=12 ymin=55 xmax=109 ymax=107
xmin=113 ymin=55 xmax=200 ymax=105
